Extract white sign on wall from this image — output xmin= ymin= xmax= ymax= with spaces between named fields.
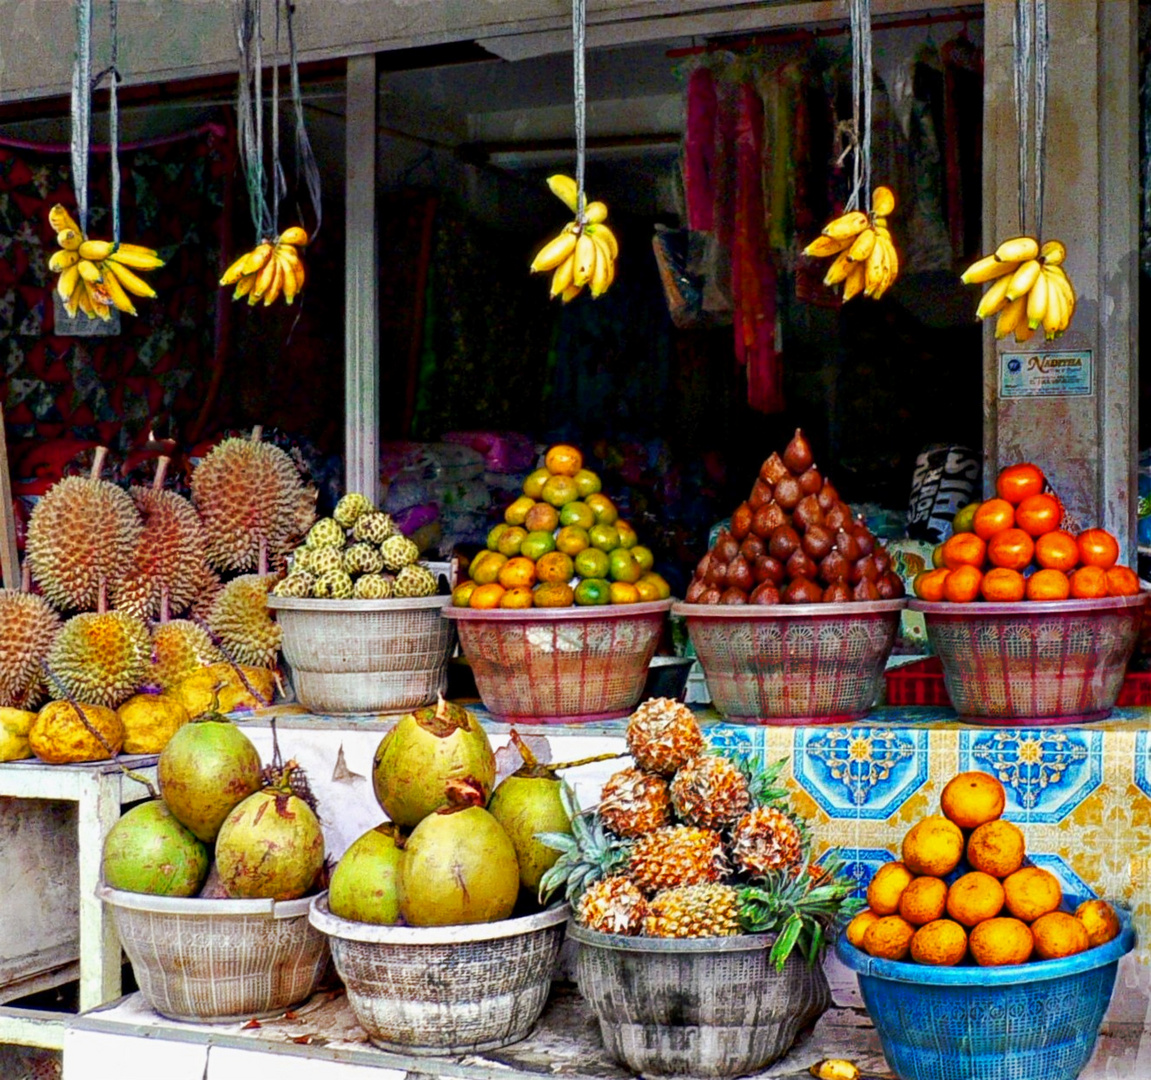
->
xmin=999 ymin=350 xmax=1093 ymax=399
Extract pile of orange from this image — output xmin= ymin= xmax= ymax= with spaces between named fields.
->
xmin=914 ymin=462 xmax=1140 ymax=603
xmin=452 ymin=444 xmax=672 ymax=610
xmin=846 ymin=771 xmax=1121 ymax=967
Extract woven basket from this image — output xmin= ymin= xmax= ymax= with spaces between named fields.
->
xmin=308 ymin=895 xmax=567 ymax=1054
xmin=98 ymin=886 xmax=329 ymax=1023
xmin=268 ymin=595 xmax=455 ymax=715
xmin=674 ymin=600 xmax=905 ymax=724
xmin=909 ymin=594 xmax=1148 ymax=723
xmin=442 ymin=601 xmax=671 ymax=723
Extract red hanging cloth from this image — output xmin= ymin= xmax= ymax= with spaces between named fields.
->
xmin=683 ymin=67 xmax=718 ymax=232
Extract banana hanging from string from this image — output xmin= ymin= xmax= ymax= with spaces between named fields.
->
xmin=529 ymin=174 xmax=618 ymax=302
xmin=48 ymin=203 xmax=164 ymax=320
xmin=962 ymin=236 xmax=1075 ymax=342
xmin=802 ymin=186 xmax=899 ymax=301
xmin=219 ymin=226 xmax=309 ymax=307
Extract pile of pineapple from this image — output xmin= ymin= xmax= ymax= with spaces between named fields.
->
xmin=274 ymin=493 xmax=440 ymax=600
xmin=540 ymin=698 xmax=859 ymax=955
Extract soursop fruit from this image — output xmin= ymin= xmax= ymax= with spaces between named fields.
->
xmin=314 ymin=570 xmax=354 ymax=599
xmin=309 ymin=547 xmax=345 ymax=577
xmin=379 ymin=535 xmax=420 ymax=572
xmin=273 ymin=572 xmax=314 ymax=598
xmin=306 ymin=518 xmax=346 ymax=549
xmin=353 ymin=512 xmax=398 ymax=545
xmin=291 ymin=547 xmax=316 ymax=575
xmin=393 ymin=564 xmax=437 ymax=598
xmin=344 ymin=543 xmax=384 ymax=576
xmin=333 ymin=493 xmax=375 ymax=529
xmin=354 ymin=573 xmax=394 ymax=599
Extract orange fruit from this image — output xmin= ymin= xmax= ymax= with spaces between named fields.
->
xmin=967 ymin=819 xmax=1025 ymax=878
xmin=845 ymin=909 xmax=880 ymax=949
xmin=969 ymin=917 xmax=1034 ymax=967
xmin=1026 ymin=568 xmax=1071 ymax=601
xmin=942 ymin=564 xmax=982 ymax=603
xmin=1034 ymin=530 xmax=1079 ymax=571
xmin=470 ymin=551 xmax=508 ymax=586
xmin=545 ymin=444 xmax=584 ymax=477
xmin=941 ymin=532 xmax=987 ymax=570
xmin=1015 ymin=493 xmax=1063 ymax=537
xmin=1075 ymin=899 xmax=1122 ymax=947
xmin=1031 ymin=911 xmax=1090 ymax=961
xmin=1003 ymin=866 xmax=1062 ymax=921
xmin=981 ymin=567 xmax=1026 ymax=602
xmin=541 ymin=475 xmax=579 ymax=508
xmin=996 ymin=462 xmax=1046 ymax=505
xmin=945 ymin=871 xmax=1006 ymax=927
xmin=910 ymin=919 xmax=969 ymax=966
xmin=862 ymin=915 xmax=917 ymax=961
xmin=498 ymin=556 xmax=538 ymax=590
xmin=556 ymin=525 xmax=590 ymax=556
xmin=1077 ymin=528 xmax=1119 ymax=570
xmin=973 ymin=498 xmax=1015 ymax=540
xmin=986 ymin=528 xmax=1034 ymax=571
xmin=940 ymin=772 xmax=1006 ymax=829
xmin=499 ymin=586 xmax=535 ymax=609
xmin=898 ymin=876 xmax=949 ymax=926
xmin=902 ymin=816 xmax=964 ymax=877
xmin=469 ymin=582 xmax=506 ymax=609
xmin=1068 ymin=564 xmax=1108 ymax=599
xmin=452 ymin=580 xmax=478 ymax=607
xmin=522 ymin=467 xmax=552 ymax=500
xmin=524 ymin=502 xmax=561 ymax=533
xmin=536 ymin=551 xmax=575 ymax=584
xmin=496 ymin=525 xmax=528 ymax=557
xmin=533 ymin=582 xmax=575 ymax=608
xmin=1106 ymin=565 xmax=1141 ymax=597
xmin=914 ymin=567 xmax=950 ymax=602
xmin=866 ymin=862 xmax=915 ymax=916
xmin=609 ymin=581 xmax=640 ymax=604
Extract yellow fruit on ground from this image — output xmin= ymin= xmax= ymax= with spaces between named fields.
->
xmin=0 ymin=707 xmax=38 ymax=762
xmin=910 ymin=919 xmax=968 ymax=966
xmin=946 ymin=871 xmax=1006 ymax=927
xmin=940 ymin=771 xmax=1006 ymax=829
xmin=1031 ymin=911 xmax=1090 ymax=960
xmin=117 ymin=692 xmax=190 ymax=755
xmin=967 ymin=819 xmax=1025 ymax=879
xmin=171 ymin=664 xmax=275 ymax=718
xmin=867 ymin=862 xmax=915 ymax=916
xmin=863 ymin=915 xmax=917 ymax=960
xmin=845 ymin=909 xmax=880 ymax=949
xmin=1003 ymin=866 xmax=1062 ymax=922
xmin=902 ymin=815 xmax=965 ymax=877
xmin=545 ymin=444 xmax=584 ymax=477
xmin=1075 ymin=899 xmax=1121 ymax=948
xmin=969 ymin=917 xmax=1034 ymax=967
xmin=29 ymin=700 xmax=124 ymax=763
xmin=898 ymin=876 xmax=949 ymax=926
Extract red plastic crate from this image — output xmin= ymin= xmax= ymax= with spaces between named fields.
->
xmin=1117 ymin=669 xmax=1151 ymax=706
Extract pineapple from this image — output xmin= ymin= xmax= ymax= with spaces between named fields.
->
xmin=598 ymin=767 xmax=672 ymax=837
xmin=306 ymin=517 xmax=345 ymax=549
xmin=670 ymin=753 xmax=750 ymax=830
xmin=354 ymin=573 xmax=394 ymax=599
xmin=626 ymin=697 xmax=705 ymax=776
xmin=380 ymin=535 xmax=420 ymax=572
xmin=644 ymin=883 xmax=743 ymax=939
xmin=537 ymin=782 xmax=631 ymax=906
xmin=333 ymin=492 xmax=375 ymax=529
xmin=272 ymin=572 xmax=313 ymax=597
xmin=627 ymin=825 xmax=728 ymax=894
xmin=731 ymin=806 xmax=806 ymax=877
xmin=577 ymin=876 xmax=648 ymax=936
xmin=393 ymin=564 xmax=437 ymax=597
xmin=343 ymin=542 xmax=384 ymax=575
xmin=353 ymin=511 xmax=398 ymax=544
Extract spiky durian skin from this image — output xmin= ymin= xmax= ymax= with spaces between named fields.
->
xmin=644 ymin=884 xmax=743 ymax=939
xmin=26 ymin=476 xmax=144 ymax=611
xmin=333 ymin=493 xmax=374 ymax=529
xmin=190 ymin=437 xmax=305 ymax=573
xmin=627 ymin=825 xmax=728 ymax=895
xmin=0 ymin=590 xmax=61 ymax=708
xmin=598 ymin=767 xmax=672 ymax=837
xmin=730 ymin=806 xmax=805 ymax=877
xmin=393 ymin=564 xmax=436 ymax=597
xmin=670 ymin=754 xmax=751 ymax=831
xmin=112 ymin=488 xmax=210 ymax=620
xmin=207 ymin=575 xmax=282 ymax=667
xmin=47 ymin=611 xmax=151 ymax=708
xmin=576 ymin=876 xmax=648 ymax=936
xmin=149 ymin=620 xmax=224 ymax=690
xmin=626 ymin=697 xmax=705 ymax=776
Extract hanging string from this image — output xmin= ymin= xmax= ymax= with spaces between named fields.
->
xmin=70 ymin=0 xmax=93 ymax=234
xmin=271 ymin=2 xmax=283 ymax=234
xmin=1011 ymin=0 xmax=1049 ymax=238
xmin=285 ymin=1 xmax=321 ymax=237
xmin=1012 ymin=0 xmax=1032 ymax=235
xmin=233 ymin=0 xmax=274 ymax=240
xmin=1034 ymin=0 xmax=1048 ymax=240
xmin=844 ymin=0 xmax=874 ymax=213
xmin=572 ymin=0 xmax=587 ymax=223
xmin=106 ymin=0 xmax=120 ymax=246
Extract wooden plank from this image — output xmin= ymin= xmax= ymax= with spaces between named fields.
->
xmin=0 ymin=403 xmax=21 ymax=590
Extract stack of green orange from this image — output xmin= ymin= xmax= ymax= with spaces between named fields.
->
xmin=452 ymin=445 xmax=671 ymax=609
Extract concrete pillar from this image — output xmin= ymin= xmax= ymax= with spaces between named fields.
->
xmin=981 ymin=0 xmax=1138 ymax=561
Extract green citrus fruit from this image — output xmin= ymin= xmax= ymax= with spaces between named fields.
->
xmin=608 ymin=548 xmax=642 ymax=584
xmin=585 ymin=493 xmax=618 ymax=524
xmin=560 ymin=501 xmax=596 ymax=529
xmin=573 ymin=469 xmax=602 ymax=497
xmin=505 ymin=496 xmax=536 ymax=526
xmin=556 ymin=525 xmax=590 ymax=556
xmin=541 ymin=475 xmax=579 ymax=508
xmin=631 ymin=545 xmax=655 ymax=573
xmin=589 ymin=523 xmax=621 ymax=552
xmin=486 ymin=524 xmax=510 ymax=552
xmin=521 ymin=530 xmax=557 ymax=561
xmin=953 ymin=502 xmax=980 ymax=534
xmin=615 ymin=521 xmax=638 ymax=549
xmin=496 ymin=526 xmax=528 ymax=557
xmin=574 ymin=578 xmax=612 ymax=605
xmin=574 ymin=548 xmax=610 ymax=580
xmin=523 ymin=468 xmax=552 ymax=500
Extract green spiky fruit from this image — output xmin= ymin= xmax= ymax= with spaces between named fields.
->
xmin=393 ymin=564 xmax=437 ymax=598
xmin=47 ymin=611 xmax=151 ymax=708
xmin=343 ymin=543 xmax=384 ymax=576
xmin=149 ymin=620 xmax=224 ymax=691
xmin=208 ymin=575 xmax=282 ymax=667
xmin=353 ymin=573 xmax=393 ymax=599
xmin=352 ymin=512 xmax=397 ymax=544
xmin=333 ymin=493 xmax=375 ymax=529
xmin=379 ymin=535 xmax=420 ymax=572
xmin=314 ymin=570 xmax=354 ymax=599
xmin=306 ymin=518 xmax=345 ymax=549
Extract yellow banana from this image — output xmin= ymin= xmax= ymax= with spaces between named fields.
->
xmin=220 ymin=251 xmax=252 ymax=286
xmin=76 ymin=259 xmax=102 ymax=284
xmin=995 ymin=236 xmax=1039 ymax=263
xmin=1026 ymin=269 xmax=1049 ymax=329
xmin=75 ymin=279 xmax=95 ymax=318
xmin=873 ymin=215 xmax=888 ymax=229
xmin=803 ymin=234 xmax=852 ymax=258
xmin=99 ymin=265 xmax=137 ymax=315
xmin=810 ymin=1061 xmax=860 ymax=1080
xmin=57 ymin=229 xmax=82 ymax=251
xmin=83 ymin=279 xmax=111 ymax=321
xmin=57 ymin=264 xmax=80 ymax=300
xmin=262 ymin=257 xmax=284 ymax=306
xmin=588 ymin=222 xmax=618 ymax=259
xmin=104 ymin=259 xmax=157 ymax=298
xmin=823 ymin=249 xmax=854 ymax=287
xmin=842 ymin=262 xmax=866 ymax=301
xmin=1042 ymin=272 xmax=1066 ymax=339
xmin=822 ymin=211 xmax=869 ymax=241
xmin=275 ymin=241 xmax=301 ymax=268
xmin=49 ymin=204 xmax=81 ymax=234
xmin=848 ymin=227 xmax=876 ymax=262
xmin=1044 ymin=263 xmax=1077 ymax=302
xmin=1005 ymin=259 xmax=1041 ymax=302
xmin=550 ymin=251 xmax=575 ymax=298
xmin=277 ymin=226 xmax=309 ymax=246
xmin=49 ymin=249 xmax=79 ymax=273
xmin=531 ymin=231 xmax=578 ymax=274
xmin=1039 ymin=239 xmax=1066 ymax=266
xmin=290 ymin=255 xmax=306 ymax=294
xmin=1044 ymin=268 xmax=1076 ymax=330
xmin=78 ymin=239 xmax=114 ymax=261
xmin=1015 ymin=320 xmax=1033 ymax=343
xmin=277 ymin=250 xmax=300 ymax=304
xmin=583 ymin=201 xmax=608 ymax=225
xmin=546 ymin=175 xmax=579 ymax=212
xmin=572 ymin=233 xmax=597 ymax=287
xmin=590 ymin=239 xmax=612 ymax=298
xmin=115 ymin=242 xmax=159 ymax=257
xmin=872 ymin=186 xmax=895 ymax=217
xmin=976 ymin=273 xmax=1014 ymax=319
xmin=240 ymin=242 xmax=273 ymax=276
xmin=877 ymin=234 xmax=899 ymax=296
xmin=561 ymin=283 xmax=583 ymax=303
xmin=995 ymin=295 xmax=1027 ymax=339
xmin=233 ymin=273 xmax=256 ymax=301
xmin=64 ymin=279 xmax=82 ymax=318
xmin=864 ymin=236 xmax=887 ymax=295
xmin=107 ymin=248 xmax=164 ymax=270
xmin=961 ymin=254 xmax=1018 ymax=285
xmin=252 ymin=250 xmax=279 ymax=301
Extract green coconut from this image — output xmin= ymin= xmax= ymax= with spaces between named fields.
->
xmin=397 ymin=780 xmax=519 ymax=926
xmin=328 ymin=823 xmax=404 ymax=924
xmin=102 ymin=800 xmax=209 ymax=896
xmin=372 ymin=696 xmax=495 ymax=827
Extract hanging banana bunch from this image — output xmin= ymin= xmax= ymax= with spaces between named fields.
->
xmin=219 ymin=227 xmax=308 ymax=306
xmin=530 ymin=175 xmax=618 ymax=302
xmin=803 ymin=186 xmax=899 ymax=301
xmin=961 ymin=237 xmax=1075 ymax=342
xmin=49 ymin=204 xmax=163 ymax=321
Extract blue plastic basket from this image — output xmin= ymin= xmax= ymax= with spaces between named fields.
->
xmin=835 ymin=906 xmax=1135 ymax=1080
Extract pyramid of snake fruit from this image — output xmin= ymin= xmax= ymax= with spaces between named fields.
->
xmin=686 ymin=430 xmax=905 ymax=605
xmin=452 ymin=444 xmax=671 ymax=609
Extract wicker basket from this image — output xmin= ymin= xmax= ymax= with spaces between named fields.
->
xmin=98 ymin=885 xmax=329 ymax=1023
xmin=308 ymin=895 xmax=567 ymax=1054
xmin=569 ymin=923 xmax=831 ymax=1077
xmin=267 ymin=595 xmax=455 ymax=715
xmin=909 ymin=594 xmax=1148 ymax=723
xmin=674 ymin=600 xmax=905 ymax=724
xmin=442 ymin=601 xmax=671 ymax=723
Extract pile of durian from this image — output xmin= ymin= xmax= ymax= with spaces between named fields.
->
xmin=274 ymin=492 xmax=439 ymax=600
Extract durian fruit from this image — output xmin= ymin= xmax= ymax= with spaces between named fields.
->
xmin=150 ymin=620 xmax=224 ymax=690
xmin=626 ymin=698 xmax=705 ymax=777
xmin=598 ymin=767 xmax=672 ymax=837
xmin=306 ymin=518 xmax=345 ymax=549
xmin=314 ymin=570 xmax=354 ymax=599
xmin=46 ymin=611 xmax=151 ymax=708
xmin=190 ymin=562 xmax=224 ymax=625
xmin=26 ymin=454 xmax=144 ymax=610
xmin=670 ymin=754 xmax=751 ymax=831
xmin=208 ymin=575 xmax=282 ymax=668
xmin=627 ymin=825 xmax=728 ymax=894
xmin=0 ymin=590 xmax=61 ymax=709
xmin=29 ymin=700 xmax=124 ymax=763
xmin=334 ymin=492 xmax=374 ymax=529
xmin=393 ymin=564 xmax=437 ymax=598
xmin=380 ymin=535 xmax=420 ymax=572
xmin=354 ymin=573 xmax=393 ymax=599
xmin=343 ymin=543 xmax=384 ymax=576
xmin=730 ymin=806 xmax=805 ymax=876
xmin=353 ymin=512 xmax=398 ymax=545
xmin=191 ymin=435 xmax=307 ymax=574
xmin=644 ymin=884 xmax=744 ymax=939
xmin=577 ymin=876 xmax=648 ymax=936
xmin=273 ymin=572 xmax=314 ymax=598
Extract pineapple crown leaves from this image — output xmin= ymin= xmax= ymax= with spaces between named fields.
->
xmin=537 ymin=780 xmax=631 ymax=907
xmin=715 ymin=748 xmax=792 ymax=809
